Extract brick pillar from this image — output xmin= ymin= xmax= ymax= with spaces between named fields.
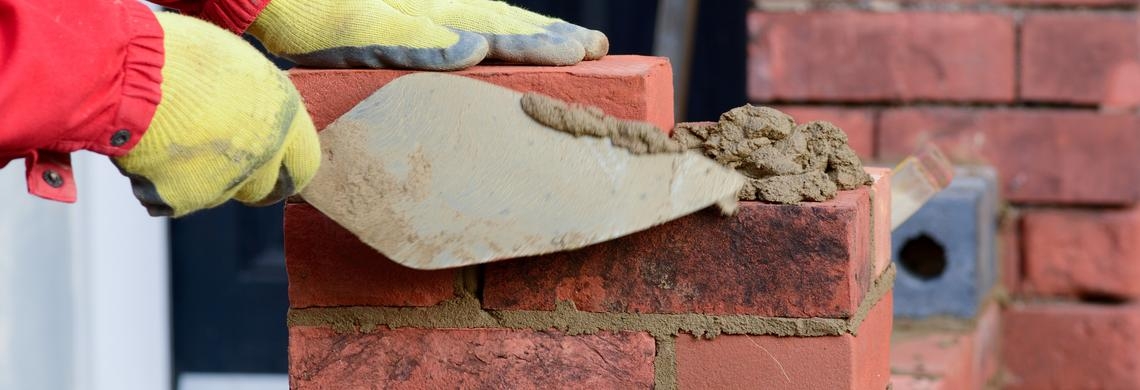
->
xmin=284 ymin=56 xmax=894 ymax=389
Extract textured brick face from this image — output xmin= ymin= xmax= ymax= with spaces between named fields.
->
xmin=1002 ymin=302 xmax=1140 ymax=390
xmin=483 ymin=184 xmax=880 ymax=318
xmin=879 ymin=108 xmax=1140 ymax=205
xmin=1020 ymin=207 xmax=1140 ymax=299
xmin=1021 ymin=13 xmax=1140 ymax=105
xmin=289 ymin=55 xmax=674 ymax=131
xmin=284 ymin=203 xmax=456 ymax=308
xmin=675 ymin=294 xmax=892 ymax=390
xmin=748 ymin=12 xmax=1015 ymax=103
xmin=289 ymin=328 xmax=656 ymax=389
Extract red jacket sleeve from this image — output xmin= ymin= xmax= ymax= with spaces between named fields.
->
xmin=149 ymin=0 xmax=269 ymax=34
xmin=0 ymin=1 xmax=164 ymax=202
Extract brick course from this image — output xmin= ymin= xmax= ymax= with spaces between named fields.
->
xmin=879 ymin=108 xmax=1140 ymax=205
xmin=483 ymin=174 xmax=888 ymax=318
xmin=675 ymin=294 xmax=893 ymax=390
xmin=748 ymin=12 xmax=1015 ymax=103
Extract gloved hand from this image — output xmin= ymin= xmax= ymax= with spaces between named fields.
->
xmin=246 ymin=0 xmax=609 ymax=70
xmin=113 ymin=13 xmax=320 ymax=217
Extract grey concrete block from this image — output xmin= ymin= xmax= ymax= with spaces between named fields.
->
xmin=892 ymin=166 xmax=999 ymax=319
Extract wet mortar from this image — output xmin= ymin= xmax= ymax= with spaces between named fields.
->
xmin=520 ymin=92 xmax=685 ymax=155
xmin=673 ymin=105 xmax=873 ymax=203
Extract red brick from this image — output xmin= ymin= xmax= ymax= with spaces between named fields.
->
xmin=761 ymin=0 xmax=1136 ymax=7
xmin=1022 ymin=13 xmax=1140 ymax=105
xmin=484 ymin=174 xmax=888 ymax=318
xmin=878 ymin=108 xmax=1140 ymax=205
xmin=1020 ymin=207 xmax=1140 ymax=299
xmin=289 ymin=327 xmax=656 ymax=389
xmin=289 ymin=55 xmax=674 ymax=131
xmin=675 ymin=293 xmax=892 ymax=390
xmin=284 ymin=203 xmax=455 ymax=308
xmin=999 ymin=208 xmax=1023 ymax=293
xmin=1002 ymin=301 xmax=1140 ymax=390
xmin=867 ymin=167 xmax=893 ymax=277
xmin=1000 ymin=0 xmax=1136 ymax=4
xmin=775 ymin=106 xmax=877 ymax=158
xmin=1103 ymin=61 xmax=1140 ymax=111
xmin=748 ymin=12 xmax=1015 ymax=103
xmin=890 ymin=305 xmax=1001 ymax=390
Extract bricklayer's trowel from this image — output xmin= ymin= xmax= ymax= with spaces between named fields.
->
xmin=300 ymin=73 xmax=745 ymax=270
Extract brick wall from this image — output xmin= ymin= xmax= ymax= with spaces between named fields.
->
xmin=749 ymin=1 xmax=1140 ymax=388
xmin=285 ymin=56 xmax=895 ymax=389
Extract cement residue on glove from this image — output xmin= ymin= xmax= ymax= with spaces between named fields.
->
xmin=673 ymin=105 xmax=872 ymax=204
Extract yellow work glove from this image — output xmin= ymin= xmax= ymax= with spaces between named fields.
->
xmin=113 ymin=13 xmax=320 ymax=217
xmin=246 ymin=0 xmax=609 ymax=70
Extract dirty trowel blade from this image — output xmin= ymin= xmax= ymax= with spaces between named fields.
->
xmin=300 ymin=73 xmax=745 ymax=270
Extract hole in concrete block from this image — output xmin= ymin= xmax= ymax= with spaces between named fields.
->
xmin=899 ymin=234 xmax=947 ymax=280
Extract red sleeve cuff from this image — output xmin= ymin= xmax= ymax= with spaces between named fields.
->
xmin=80 ymin=1 xmax=165 ymax=158
xmin=156 ymin=0 xmax=270 ymax=34
xmin=26 ymin=1 xmax=164 ymax=203
xmin=199 ymin=0 xmax=271 ymax=34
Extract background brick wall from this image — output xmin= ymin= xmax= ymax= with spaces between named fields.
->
xmin=749 ymin=0 xmax=1140 ymax=387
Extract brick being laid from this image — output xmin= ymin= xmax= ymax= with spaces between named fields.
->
xmin=289 ymin=55 xmax=675 ymax=132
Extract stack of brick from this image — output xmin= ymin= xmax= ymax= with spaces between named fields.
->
xmin=748 ymin=0 xmax=1140 ymax=388
xmin=283 ymin=56 xmax=895 ymax=389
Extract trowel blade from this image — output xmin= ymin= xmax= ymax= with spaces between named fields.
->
xmin=300 ymin=73 xmax=745 ymax=270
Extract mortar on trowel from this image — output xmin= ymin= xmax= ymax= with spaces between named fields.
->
xmin=303 ymin=73 xmax=947 ymax=270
